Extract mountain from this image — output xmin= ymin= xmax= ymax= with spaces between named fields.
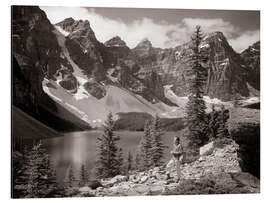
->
xmin=127 ymin=32 xmax=251 ymax=101
xmin=12 ymin=6 xmax=260 ymax=129
xmin=240 ymin=41 xmax=260 ymax=91
xmin=12 ymin=6 xmax=91 ymax=133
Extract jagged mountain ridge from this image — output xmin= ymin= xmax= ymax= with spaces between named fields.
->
xmin=240 ymin=41 xmax=260 ymax=91
xmin=12 ymin=6 xmax=260 ymax=128
xmin=55 ymin=16 xmax=259 ymax=102
xmin=12 ymin=6 xmax=91 ymax=132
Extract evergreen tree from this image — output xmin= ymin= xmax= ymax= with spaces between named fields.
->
xmin=79 ymin=164 xmax=89 ymax=186
xmin=16 ymin=142 xmax=62 ymax=198
xmin=95 ymin=112 xmax=122 ymax=179
xmin=134 ymin=149 xmax=142 ymax=171
xmin=138 ymin=120 xmax=153 ymax=170
xmin=208 ymin=104 xmax=219 ymax=140
xmin=116 ymin=148 xmax=124 ymax=174
xmin=185 ymin=25 xmax=209 ymax=149
xmin=150 ymin=115 xmax=166 ymax=167
xmin=13 ymin=147 xmax=29 ymax=198
xmin=216 ymin=105 xmax=230 ymax=139
xmin=126 ymin=151 xmax=133 ymax=173
xmin=67 ymin=165 xmax=75 ymax=188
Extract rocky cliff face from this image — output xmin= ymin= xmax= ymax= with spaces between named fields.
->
xmin=228 ymin=107 xmax=260 ymax=178
xmin=56 ymin=18 xmax=107 ymax=81
xmin=12 ymin=6 xmax=260 ymax=130
xmin=241 ymin=41 xmax=260 ymax=91
xmin=12 ymin=6 xmax=91 ymax=132
xmin=12 ymin=6 xmax=69 ymax=102
xmin=54 ymin=15 xmax=259 ymax=103
xmin=127 ymin=32 xmax=250 ymax=101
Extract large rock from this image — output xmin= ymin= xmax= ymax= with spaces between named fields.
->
xmin=102 ymin=175 xmax=128 ymax=187
xmin=167 ymin=140 xmax=241 ymax=180
xmin=228 ymin=107 xmax=260 ymax=178
xmin=162 ymin=172 xmax=259 ymax=195
xmin=200 ymin=141 xmax=214 ymax=156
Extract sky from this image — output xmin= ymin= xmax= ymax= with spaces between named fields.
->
xmin=41 ymin=6 xmax=260 ymax=52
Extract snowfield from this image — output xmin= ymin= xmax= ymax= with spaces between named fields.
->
xmin=55 ymin=25 xmax=70 ymax=37
xmin=163 ymin=85 xmax=234 ymax=112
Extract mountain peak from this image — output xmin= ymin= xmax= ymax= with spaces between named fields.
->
xmin=203 ymin=31 xmax=227 ymax=43
xmin=55 ymin=18 xmax=92 ymax=34
xmin=135 ymin=38 xmax=152 ymax=49
xmin=104 ymin=36 xmax=127 ymax=47
xmin=63 ymin=17 xmax=75 ymax=23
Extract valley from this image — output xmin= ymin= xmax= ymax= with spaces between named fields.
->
xmin=11 ymin=6 xmax=260 ymax=198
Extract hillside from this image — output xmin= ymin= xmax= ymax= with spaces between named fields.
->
xmin=67 ymin=139 xmax=259 ymax=196
xmin=12 ymin=106 xmax=60 ymax=140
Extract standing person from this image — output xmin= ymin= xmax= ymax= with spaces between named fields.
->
xmin=166 ymin=136 xmax=184 ymax=182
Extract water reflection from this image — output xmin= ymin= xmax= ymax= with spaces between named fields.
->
xmin=42 ymin=130 xmax=178 ymax=181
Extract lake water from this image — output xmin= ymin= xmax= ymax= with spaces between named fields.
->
xmin=42 ymin=130 xmax=183 ymax=182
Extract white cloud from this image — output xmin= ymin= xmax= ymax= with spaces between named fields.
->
xmin=228 ymin=30 xmax=260 ymax=52
xmin=41 ymin=6 xmax=259 ymax=52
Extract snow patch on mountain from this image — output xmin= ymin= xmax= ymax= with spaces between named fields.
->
xmin=164 ymin=85 xmax=233 ymax=112
xmin=107 ymin=68 xmax=118 ymax=83
xmin=55 ymin=25 xmax=70 ymax=37
xmin=73 ymin=76 xmax=90 ymax=100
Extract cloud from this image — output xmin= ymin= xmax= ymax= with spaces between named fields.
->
xmin=41 ymin=6 xmax=259 ymax=52
xmin=228 ymin=30 xmax=260 ymax=52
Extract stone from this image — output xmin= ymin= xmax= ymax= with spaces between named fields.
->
xmin=147 ymin=185 xmax=164 ymax=195
xmin=140 ymin=176 xmax=148 ymax=184
xmin=200 ymin=141 xmax=214 ymax=156
xmin=104 ymin=175 xmax=128 ymax=187
xmin=88 ymin=180 xmax=103 ymax=190
xmin=132 ymin=184 xmax=149 ymax=194
xmin=78 ymin=186 xmax=92 ymax=193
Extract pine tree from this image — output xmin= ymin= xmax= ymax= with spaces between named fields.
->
xmin=95 ymin=112 xmax=122 ymax=179
xmin=67 ymin=165 xmax=76 ymax=188
xmin=185 ymin=25 xmax=209 ymax=149
xmin=79 ymin=164 xmax=89 ymax=186
xmin=13 ymin=147 xmax=30 ymax=198
xmin=134 ymin=149 xmax=142 ymax=171
xmin=116 ymin=148 xmax=124 ymax=174
xmin=138 ymin=120 xmax=153 ymax=170
xmin=216 ymin=105 xmax=230 ymax=139
xmin=150 ymin=115 xmax=166 ymax=167
xmin=17 ymin=141 xmax=62 ymax=198
xmin=208 ymin=104 xmax=219 ymax=140
xmin=126 ymin=151 xmax=133 ymax=173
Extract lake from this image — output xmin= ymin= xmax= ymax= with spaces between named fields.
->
xmin=42 ymin=130 xmax=185 ymax=182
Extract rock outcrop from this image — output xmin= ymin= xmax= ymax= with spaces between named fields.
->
xmin=129 ymin=32 xmax=250 ymax=101
xmin=12 ymin=6 xmax=91 ymax=132
xmin=55 ymin=16 xmax=259 ymax=103
xmin=241 ymin=41 xmax=260 ymax=91
xmin=73 ymin=140 xmax=259 ymax=196
xmin=228 ymin=107 xmax=260 ymax=178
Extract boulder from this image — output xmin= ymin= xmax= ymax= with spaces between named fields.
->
xmin=228 ymin=108 xmax=260 ymax=178
xmin=200 ymin=141 xmax=214 ymax=156
xmin=104 ymin=175 xmax=128 ymax=187
xmin=78 ymin=186 xmax=92 ymax=193
xmin=88 ymin=180 xmax=103 ymax=190
xmin=139 ymin=176 xmax=148 ymax=184
xmin=147 ymin=185 xmax=164 ymax=195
